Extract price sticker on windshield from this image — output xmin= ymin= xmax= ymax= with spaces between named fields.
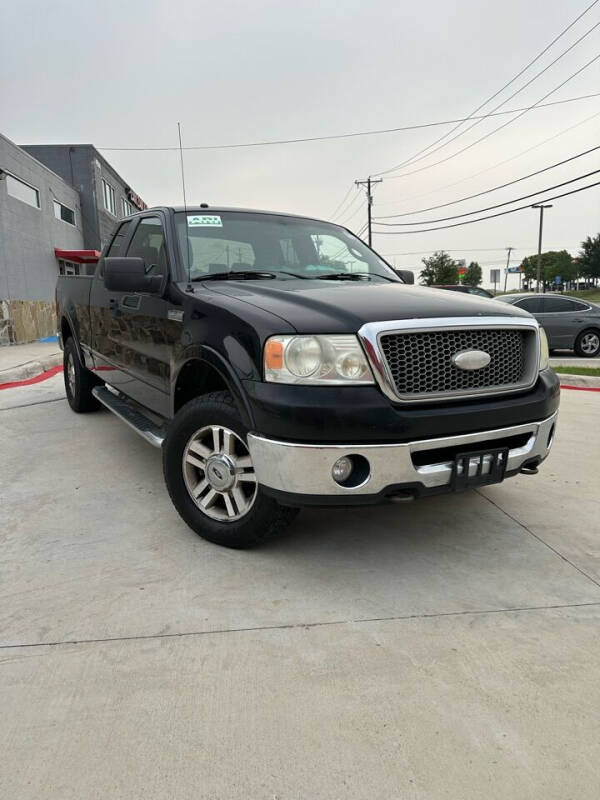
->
xmin=187 ymin=215 xmax=223 ymax=227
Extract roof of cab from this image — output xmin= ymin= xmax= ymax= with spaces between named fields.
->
xmin=129 ymin=206 xmax=344 ymax=227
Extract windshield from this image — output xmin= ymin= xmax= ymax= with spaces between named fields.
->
xmin=174 ymin=211 xmax=398 ymax=282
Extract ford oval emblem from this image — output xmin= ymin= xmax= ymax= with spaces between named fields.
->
xmin=451 ymin=349 xmax=491 ymax=370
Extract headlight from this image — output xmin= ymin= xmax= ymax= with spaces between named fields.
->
xmin=264 ymin=334 xmax=374 ymax=385
xmin=539 ymin=327 xmax=550 ymax=371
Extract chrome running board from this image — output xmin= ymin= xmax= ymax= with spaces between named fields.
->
xmin=92 ymin=386 xmax=166 ymax=448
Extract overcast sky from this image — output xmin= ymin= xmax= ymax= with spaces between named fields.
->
xmin=2 ymin=0 xmax=599 ymax=285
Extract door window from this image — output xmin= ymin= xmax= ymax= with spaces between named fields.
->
xmin=126 ymin=217 xmax=169 ymax=278
xmin=542 ymin=297 xmax=589 ymax=313
xmin=515 ymin=297 xmax=544 ymax=313
xmin=105 ymin=220 xmax=131 ymax=257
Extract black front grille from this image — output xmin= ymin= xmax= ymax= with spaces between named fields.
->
xmin=379 ymin=328 xmax=528 ymax=398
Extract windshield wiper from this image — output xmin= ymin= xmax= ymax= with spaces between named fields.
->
xmin=314 ymin=272 xmax=374 ymax=281
xmin=193 ymin=270 xmax=277 ymax=282
xmin=315 ymin=271 xmax=396 ymax=282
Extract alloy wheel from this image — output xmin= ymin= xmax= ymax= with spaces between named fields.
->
xmin=182 ymin=425 xmax=258 ymax=521
xmin=67 ymin=352 xmax=76 ymax=396
xmin=580 ymin=332 xmax=600 ymax=355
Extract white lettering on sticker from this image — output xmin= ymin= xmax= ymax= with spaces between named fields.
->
xmin=187 ymin=215 xmax=223 ymax=227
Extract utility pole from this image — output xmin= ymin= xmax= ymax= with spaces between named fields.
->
xmin=532 ymin=204 xmax=552 ymax=293
xmin=355 ymin=176 xmax=383 ymax=247
xmin=503 ymin=246 xmax=513 ymax=293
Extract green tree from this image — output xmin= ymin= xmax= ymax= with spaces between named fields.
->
xmin=578 ymin=234 xmax=600 ymax=285
xmin=519 ymin=250 xmax=575 ymax=288
xmin=463 ymin=261 xmax=482 ymax=286
xmin=420 ymin=251 xmax=459 ymax=285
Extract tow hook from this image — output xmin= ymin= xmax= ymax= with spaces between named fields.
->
xmin=520 ymin=461 xmax=539 ymax=475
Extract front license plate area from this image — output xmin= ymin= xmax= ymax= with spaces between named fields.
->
xmin=451 ymin=447 xmax=509 ymax=491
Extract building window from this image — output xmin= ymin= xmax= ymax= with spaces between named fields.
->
xmin=5 ymin=173 xmax=40 ymax=208
xmin=121 ymin=197 xmax=133 ymax=218
xmin=102 ymin=179 xmax=116 ymax=215
xmin=58 ymin=259 xmax=80 ymax=276
xmin=53 ymin=200 xmax=75 ymax=225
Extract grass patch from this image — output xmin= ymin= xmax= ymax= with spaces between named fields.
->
xmin=563 ymin=290 xmax=600 ymax=304
xmin=553 ymin=366 xmax=600 ymax=377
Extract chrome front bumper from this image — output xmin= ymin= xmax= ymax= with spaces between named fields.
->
xmin=247 ymin=412 xmax=558 ymax=499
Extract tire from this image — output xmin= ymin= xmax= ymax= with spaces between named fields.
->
xmin=63 ymin=337 xmax=102 ymax=412
xmin=574 ymin=329 xmax=600 ymax=358
xmin=162 ymin=391 xmax=299 ymax=548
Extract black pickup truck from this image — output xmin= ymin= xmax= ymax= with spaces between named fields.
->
xmin=56 ymin=206 xmax=559 ymax=548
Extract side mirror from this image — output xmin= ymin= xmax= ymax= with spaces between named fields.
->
xmin=104 ymin=257 xmax=162 ymax=293
xmin=394 ymin=269 xmax=415 ymax=284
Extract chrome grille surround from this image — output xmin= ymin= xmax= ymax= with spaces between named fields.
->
xmin=357 ymin=316 xmax=541 ymax=403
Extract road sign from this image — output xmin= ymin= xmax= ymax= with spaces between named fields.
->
xmin=555 ymin=275 xmax=562 ymax=284
xmin=507 ymin=266 xmax=521 ymax=273
xmin=490 ymin=269 xmax=500 ymax=283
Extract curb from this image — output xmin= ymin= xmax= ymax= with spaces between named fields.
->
xmin=0 ymin=352 xmax=62 ymax=386
xmin=557 ymin=373 xmax=600 ymax=390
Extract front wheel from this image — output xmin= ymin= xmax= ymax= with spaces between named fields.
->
xmin=162 ymin=391 xmax=298 ymax=548
xmin=574 ymin=329 xmax=600 ymax=358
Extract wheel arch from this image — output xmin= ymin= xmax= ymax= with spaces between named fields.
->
xmin=60 ymin=314 xmax=85 ymax=365
xmin=171 ymin=347 xmax=255 ymax=429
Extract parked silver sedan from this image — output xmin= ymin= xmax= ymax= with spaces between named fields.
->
xmin=496 ymin=293 xmax=600 ymax=357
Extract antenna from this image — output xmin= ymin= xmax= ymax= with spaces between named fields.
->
xmin=178 ymin=122 xmax=193 ymax=293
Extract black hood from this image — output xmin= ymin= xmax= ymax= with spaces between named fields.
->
xmin=206 ymin=279 xmax=531 ymax=333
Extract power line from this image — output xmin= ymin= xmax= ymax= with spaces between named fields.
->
xmin=372 ymin=13 xmax=600 ymax=178
xmin=332 ymin=184 xmax=363 ymax=222
xmin=342 ymin=205 xmax=366 ymax=228
xmin=374 ymin=168 xmax=600 ymax=226
xmin=376 ymin=145 xmax=600 ymax=219
xmin=372 ymin=179 xmax=600 ymax=234
xmin=96 ymin=92 xmax=600 ymax=153
xmin=373 ymin=0 xmax=600 ymax=177
xmin=374 ymin=167 xmax=599 ymax=226
xmin=377 ymin=108 xmax=600 ymax=209
xmin=329 ymin=183 xmax=356 ymax=219
xmin=371 ymin=54 xmax=600 ymax=183
xmin=336 ymin=189 xmax=365 ymax=224
xmin=379 ymin=245 xmax=581 ymax=256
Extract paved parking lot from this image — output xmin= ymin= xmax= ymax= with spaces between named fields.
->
xmin=1 ymin=379 xmax=599 ymax=799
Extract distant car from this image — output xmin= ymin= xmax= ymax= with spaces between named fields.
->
xmin=496 ymin=293 xmax=600 ymax=357
xmin=433 ymin=284 xmax=495 ymax=299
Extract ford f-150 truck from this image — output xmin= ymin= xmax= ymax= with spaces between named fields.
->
xmin=56 ymin=206 xmax=559 ymax=548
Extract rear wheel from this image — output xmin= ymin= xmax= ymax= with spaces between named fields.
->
xmin=163 ymin=391 xmax=298 ymax=548
xmin=574 ymin=329 xmax=600 ymax=358
xmin=63 ymin=337 xmax=101 ymax=412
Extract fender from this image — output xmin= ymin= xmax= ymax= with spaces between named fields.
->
xmin=170 ymin=344 xmax=256 ymax=429
xmin=60 ymin=313 xmax=89 ymax=369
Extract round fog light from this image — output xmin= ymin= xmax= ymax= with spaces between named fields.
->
xmin=332 ymin=456 xmax=353 ymax=483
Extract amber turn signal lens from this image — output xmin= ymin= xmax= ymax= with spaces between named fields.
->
xmin=265 ymin=339 xmax=284 ymax=370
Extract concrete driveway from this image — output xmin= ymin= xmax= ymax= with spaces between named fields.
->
xmin=1 ymin=381 xmax=599 ymax=799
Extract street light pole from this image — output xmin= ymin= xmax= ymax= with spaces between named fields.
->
xmin=531 ymin=204 xmax=552 ymax=293
xmin=503 ymin=246 xmax=513 ymax=293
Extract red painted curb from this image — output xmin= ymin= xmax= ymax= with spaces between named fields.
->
xmin=0 ymin=365 xmax=63 ymax=390
xmin=561 ymin=384 xmax=600 ymax=392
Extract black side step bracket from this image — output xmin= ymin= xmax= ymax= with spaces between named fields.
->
xmin=92 ymin=386 xmax=166 ymax=448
